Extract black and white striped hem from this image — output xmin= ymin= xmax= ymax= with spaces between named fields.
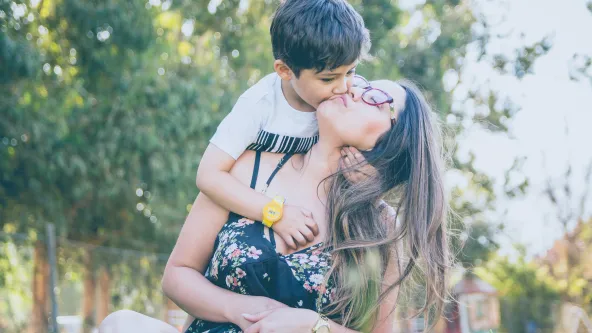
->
xmin=246 ymin=130 xmax=318 ymax=154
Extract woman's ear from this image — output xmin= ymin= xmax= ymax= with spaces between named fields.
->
xmin=274 ymin=60 xmax=293 ymax=81
xmin=391 ymin=84 xmax=407 ymax=118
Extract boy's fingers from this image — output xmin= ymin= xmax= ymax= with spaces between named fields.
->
xmin=345 ymin=148 xmax=357 ymax=164
xmin=305 ymin=218 xmax=320 ymax=235
xmin=299 ymin=208 xmax=313 ymax=218
xmin=353 ymin=154 xmax=363 ymax=164
xmin=349 ymin=147 xmax=364 ymax=164
xmin=300 ymin=227 xmax=315 ymax=242
xmin=299 ymin=208 xmax=318 ymax=234
xmin=342 ymin=151 xmax=353 ymax=168
xmin=341 ymin=148 xmax=350 ymax=158
xmin=349 ymin=146 xmax=361 ymax=155
xmin=340 ymin=151 xmax=357 ymax=182
xmin=283 ymin=235 xmax=297 ymax=250
xmin=343 ymin=158 xmax=351 ymax=169
xmin=293 ymin=232 xmax=307 ymax=247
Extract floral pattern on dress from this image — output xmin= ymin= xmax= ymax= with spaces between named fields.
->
xmin=186 ymin=321 xmax=241 ymax=333
xmin=206 ymin=217 xmax=260 ymax=295
xmin=283 ymin=243 xmax=335 ymax=305
xmin=187 ymin=212 xmax=335 ymax=333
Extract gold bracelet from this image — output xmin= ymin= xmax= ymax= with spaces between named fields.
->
xmin=312 ymin=313 xmax=330 ymax=333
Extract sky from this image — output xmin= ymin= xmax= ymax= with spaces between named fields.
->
xmin=402 ymin=0 xmax=592 ymax=256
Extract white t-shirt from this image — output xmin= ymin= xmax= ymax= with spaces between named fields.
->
xmin=210 ymin=73 xmax=319 ymax=160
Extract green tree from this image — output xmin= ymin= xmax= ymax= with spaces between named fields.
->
xmin=1 ymin=0 xmax=552 ymax=331
xmin=475 ymin=248 xmax=561 ymax=332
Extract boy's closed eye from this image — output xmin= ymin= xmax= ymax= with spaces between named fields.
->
xmin=319 ymin=68 xmax=357 ymax=83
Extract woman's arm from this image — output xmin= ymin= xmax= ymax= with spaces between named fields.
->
xmin=371 ymin=200 xmax=402 ymax=333
xmin=162 ymin=192 xmax=285 ymax=330
xmin=328 ymin=202 xmax=400 ymax=333
xmin=370 ymin=244 xmax=401 ymax=333
xmin=196 ymin=144 xmax=271 ymax=222
xmin=323 ymin=255 xmax=399 ymax=333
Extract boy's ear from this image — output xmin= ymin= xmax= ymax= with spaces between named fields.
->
xmin=274 ymin=60 xmax=293 ymax=80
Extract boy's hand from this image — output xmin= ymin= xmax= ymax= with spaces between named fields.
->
xmin=340 ymin=146 xmax=377 ymax=184
xmin=272 ymin=205 xmax=319 ymax=250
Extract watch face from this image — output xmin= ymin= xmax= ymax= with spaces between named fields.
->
xmin=264 ymin=199 xmax=283 ymax=222
xmin=265 ymin=208 xmax=280 ymax=220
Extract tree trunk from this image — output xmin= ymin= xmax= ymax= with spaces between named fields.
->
xmin=28 ymin=241 xmax=49 ymax=333
xmin=82 ymin=250 xmax=96 ymax=333
xmin=96 ymin=266 xmax=111 ymax=325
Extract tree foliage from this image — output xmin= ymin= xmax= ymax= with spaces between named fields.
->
xmin=0 ymin=0 xmax=553 ymax=328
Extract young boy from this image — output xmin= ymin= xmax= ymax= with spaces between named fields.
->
xmin=196 ymin=0 xmax=371 ymax=250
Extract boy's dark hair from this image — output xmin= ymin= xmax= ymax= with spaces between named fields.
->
xmin=270 ymin=0 xmax=371 ymax=77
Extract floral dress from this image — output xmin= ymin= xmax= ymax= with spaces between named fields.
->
xmin=186 ymin=151 xmax=335 ymax=333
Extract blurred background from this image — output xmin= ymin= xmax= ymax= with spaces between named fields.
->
xmin=1 ymin=0 xmax=591 ymax=332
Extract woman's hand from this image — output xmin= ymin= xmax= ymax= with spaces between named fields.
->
xmin=231 ymin=296 xmax=289 ymax=332
xmin=242 ymin=308 xmax=318 ymax=333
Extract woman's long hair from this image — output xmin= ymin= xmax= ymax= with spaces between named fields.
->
xmin=322 ymin=80 xmax=450 ymax=331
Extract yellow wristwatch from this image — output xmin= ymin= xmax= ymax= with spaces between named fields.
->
xmin=312 ymin=314 xmax=330 ymax=333
xmin=262 ymin=196 xmax=285 ymax=228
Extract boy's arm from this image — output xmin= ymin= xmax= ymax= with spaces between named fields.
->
xmin=197 ymin=93 xmax=319 ymax=249
xmin=196 ymin=144 xmax=269 ymax=221
xmin=197 ymin=145 xmax=319 ymax=250
xmin=197 ymin=93 xmax=270 ymax=220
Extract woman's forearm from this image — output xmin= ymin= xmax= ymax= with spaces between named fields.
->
xmin=161 ymin=192 xmax=285 ymax=328
xmin=162 ymin=265 xmax=261 ymax=325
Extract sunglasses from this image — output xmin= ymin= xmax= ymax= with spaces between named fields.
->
xmin=352 ymin=75 xmax=397 ymax=123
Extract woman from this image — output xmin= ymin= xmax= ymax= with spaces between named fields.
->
xmin=99 ymin=78 xmax=449 ymax=333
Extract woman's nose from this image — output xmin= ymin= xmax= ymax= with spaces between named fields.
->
xmin=349 ymin=86 xmax=365 ymax=102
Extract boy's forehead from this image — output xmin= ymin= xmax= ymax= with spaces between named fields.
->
xmin=317 ymin=62 xmax=358 ymax=74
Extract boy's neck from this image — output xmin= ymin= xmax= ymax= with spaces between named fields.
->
xmin=281 ymin=79 xmax=316 ymax=112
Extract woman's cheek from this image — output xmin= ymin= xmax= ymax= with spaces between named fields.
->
xmin=362 ymin=123 xmax=386 ymax=149
xmin=346 ymin=124 xmax=371 ymax=149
